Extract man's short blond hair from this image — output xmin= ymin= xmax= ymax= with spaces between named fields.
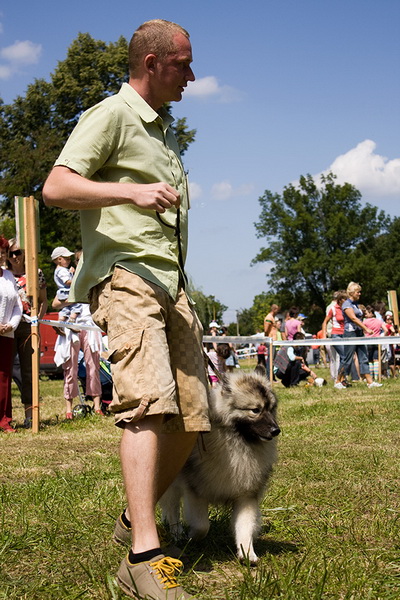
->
xmin=128 ymin=19 xmax=190 ymax=77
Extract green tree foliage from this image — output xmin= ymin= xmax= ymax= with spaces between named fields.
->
xmin=0 ymin=33 xmax=196 ymax=299
xmin=252 ymin=173 xmax=390 ymax=313
xmin=189 ymin=286 xmax=227 ymax=331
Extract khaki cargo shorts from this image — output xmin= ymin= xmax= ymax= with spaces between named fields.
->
xmin=89 ymin=267 xmax=210 ymax=432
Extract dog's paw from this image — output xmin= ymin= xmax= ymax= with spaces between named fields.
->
xmin=238 ymin=546 xmax=259 ymax=564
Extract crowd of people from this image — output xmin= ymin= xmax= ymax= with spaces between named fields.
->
xmin=260 ymin=284 xmax=398 ymax=388
xmin=203 ymin=283 xmax=398 ymax=391
xmin=0 ymin=234 xmax=107 ymax=432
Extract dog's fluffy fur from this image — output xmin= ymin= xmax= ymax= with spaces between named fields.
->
xmin=160 ymin=371 xmax=280 ymax=562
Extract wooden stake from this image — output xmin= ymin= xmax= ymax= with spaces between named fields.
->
xmin=269 ymin=337 xmax=274 ymax=381
xmin=23 ymin=196 xmax=40 ymax=434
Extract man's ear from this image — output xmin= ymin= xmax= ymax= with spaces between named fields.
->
xmin=144 ymin=53 xmax=157 ymax=74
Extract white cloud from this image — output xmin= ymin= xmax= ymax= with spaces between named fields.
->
xmin=319 ymin=140 xmax=400 ymax=197
xmin=211 ymin=180 xmax=255 ymax=201
xmin=0 ymin=40 xmax=42 ymax=79
xmin=0 ymin=64 xmax=11 ymax=78
xmin=185 ymin=75 xmax=243 ymax=103
xmin=189 ymin=181 xmax=202 ymax=201
xmin=211 ymin=180 xmax=233 ymax=201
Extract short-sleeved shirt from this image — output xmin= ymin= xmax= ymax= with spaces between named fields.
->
xmin=54 ymin=83 xmax=189 ymax=303
xmin=285 ymin=318 xmax=301 ymax=340
xmin=363 ymin=317 xmax=383 ymax=337
xmin=54 ymin=265 xmax=72 ymax=299
xmin=327 ymin=302 xmax=344 ymax=335
xmin=342 ymin=298 xmax=363 ymax=333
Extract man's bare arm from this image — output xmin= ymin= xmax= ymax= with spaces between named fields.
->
xmin=42 ymin=166 xmax=180 ymax=213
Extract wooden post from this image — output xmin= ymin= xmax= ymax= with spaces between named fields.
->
xmin=378 ymin=344 xmax=382 ymax=382
xmin=387 ymin=291 xmax=399 ymax=329
xmin=23 ymin=196 xmax=40 ymax=434
xmin=269 ymin=338 xmax=274 ymax=382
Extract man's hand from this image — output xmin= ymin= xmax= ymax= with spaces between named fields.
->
xmin=43 ymin=166 xmax=181 ymax=212
xmin=133 ymin=182 xmax=180 ymax=213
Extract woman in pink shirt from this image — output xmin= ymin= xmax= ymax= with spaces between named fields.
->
xmin=285 ymin=307 xmax=302 ymax=340
xmin=364 ymin=305 xmax=388 ymax=380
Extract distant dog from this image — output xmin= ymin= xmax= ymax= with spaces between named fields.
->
xmin=159 ymin=371 xmax=280 ymax=562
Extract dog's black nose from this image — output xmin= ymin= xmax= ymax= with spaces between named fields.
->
xmin=270 ymin=427 xmax=281 ymax=437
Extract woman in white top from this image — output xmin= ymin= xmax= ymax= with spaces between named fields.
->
xmin=0 ymin=236 xmax=23 ymax=433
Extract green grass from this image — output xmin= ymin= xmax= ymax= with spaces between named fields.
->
xmin=1 ymin=371 xmax=400 ymax=599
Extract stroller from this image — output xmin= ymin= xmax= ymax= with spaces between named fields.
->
xmin=72 ymin=353 xmax=113 ymax=417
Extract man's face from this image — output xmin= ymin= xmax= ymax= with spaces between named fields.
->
xmin=154 ymin=33 xmax=195 ymax=105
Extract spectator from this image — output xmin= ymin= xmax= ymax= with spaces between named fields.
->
xmin=298 ymin=314 xmax=307 ymax=336
xmin=7 ymin=238 xmax=48 ymax=428
xmin=321 ymin=290 xmax=347 ymax=388
xmin=311 ymin=335 xmax=321 ymax=366
xmin=316 ymin=329 xmax=328 ymax=367
xmin=264 ymin=304 xmax=280 ymax=337
xmin=384 ymin=312 xmax=398 ymax=378
xmin=274 ymin=318 xmax=283 ymax=343
xmin=51 ymin=246 xmax=81 ymax=324
xmin=340 ymin=282 xmax=382 ymax=389
xmin=274 ymin=332 xmax=317 ymax=387
xmin=363 ymin=305 xmax=388 ymax=380
xmin=264 ymin=304 xmax=280 ymax=378
xmin=285 ymin=307 xmax=302 ymax=340
xmin=54 ymin=251 xmax=103 ymax=418
xmin=205 ymin=342 xmax=229 ymax=387
xmin=0 ymin=236 xmax=23 ymax=433
xmin=257 ymin=341 xmax=267 ymax=369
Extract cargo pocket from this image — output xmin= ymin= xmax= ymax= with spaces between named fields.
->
xmin=88 ymin=277 xmax=112 ymax=334
xmin=108 ymin=328 xmax=146 ymax=412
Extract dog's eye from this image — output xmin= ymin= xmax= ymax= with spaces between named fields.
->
xmin=250 ymin=408 xmax=261 ymax=414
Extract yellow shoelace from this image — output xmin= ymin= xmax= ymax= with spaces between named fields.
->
xmin=150 ymin=556 xmax=183 ymax=590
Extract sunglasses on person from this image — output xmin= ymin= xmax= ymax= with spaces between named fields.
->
xmin=9 ymin=249 xmax=23 ymax=257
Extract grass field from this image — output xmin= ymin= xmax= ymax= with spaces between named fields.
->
xmin=1 ymin=366 xmax=399 ymax=599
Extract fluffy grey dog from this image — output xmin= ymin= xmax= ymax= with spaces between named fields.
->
xmin=160 ymin=371 xmax=280 ymax=562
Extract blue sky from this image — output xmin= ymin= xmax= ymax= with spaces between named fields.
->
xmin=1 ymin=0 xmax=399 ymax=324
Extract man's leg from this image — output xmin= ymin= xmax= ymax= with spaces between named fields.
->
xmin=120 ymin=415 xmax=163 ymax=553
xmin=123 ymin=425 xmax=198 ymax=537
xmin=118 ymin=416 xmax=198 ymax=600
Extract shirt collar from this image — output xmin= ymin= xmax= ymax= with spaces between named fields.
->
xmin=119 ymin=83 xmax=174 ymax=131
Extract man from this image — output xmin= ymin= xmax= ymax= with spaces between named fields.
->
xmin=263 ymin=303 xmax=280 ymax=378
xmin=43 ymin=19 xmax=209 ymax=600
xmin=263 ymin=304 xmax=280 ymax=338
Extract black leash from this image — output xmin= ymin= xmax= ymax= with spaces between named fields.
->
xmin=156 ymin=209 xmax=188 ymax=285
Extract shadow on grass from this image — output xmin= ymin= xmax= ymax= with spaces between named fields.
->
xmin=181 ymin=524 xmax=298 ymax=573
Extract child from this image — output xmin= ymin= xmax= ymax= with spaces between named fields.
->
xmin=51 ymin=246 xmax=81 ymax=323
xmin=206 ymin=342 xmax=229 ymax=387
xmin=363 ymin=305 xmax=388 ymax=380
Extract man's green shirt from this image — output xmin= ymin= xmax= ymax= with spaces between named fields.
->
xmin=54 ymin=83 xmax=189 ymax=302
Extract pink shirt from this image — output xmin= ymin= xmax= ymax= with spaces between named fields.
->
xmin=363 ymin=317 xmax=384 ymax=337
xmin=285 ymin=318 xmax=301 ymax=340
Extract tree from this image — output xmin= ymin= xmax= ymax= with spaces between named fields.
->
xmin=0 ymin=33 xmax=196 ymax=298
xmin=252 ymin=173 xmax=390 ymax=312
xmin=189 ymin=284 xmax=227 ymax=332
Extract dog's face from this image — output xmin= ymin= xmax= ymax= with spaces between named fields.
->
xmin=212 ymin=372 xmax=280 ymax=443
